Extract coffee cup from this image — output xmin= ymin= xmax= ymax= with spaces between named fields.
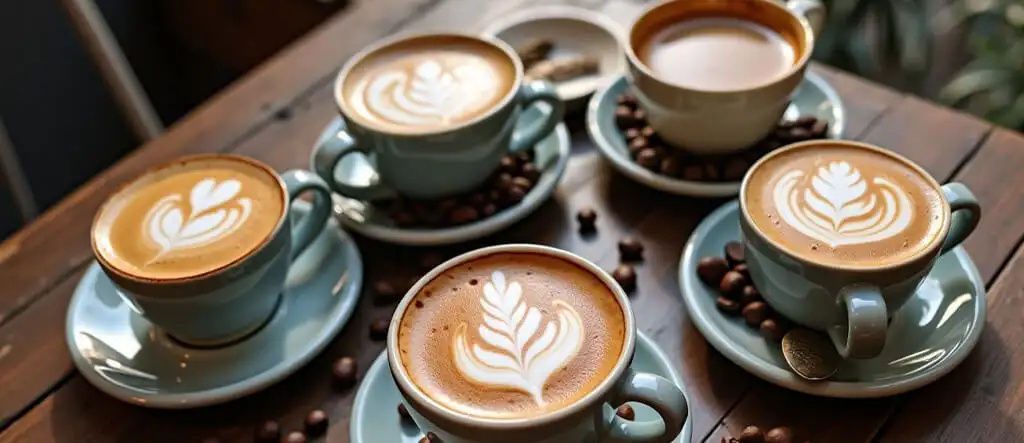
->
xmin=90 ymin=154 xmax=333 ymax=346
xmin=387 ymin=244 xmax=688 ymax=442
xmin=311 ymin=33 xmax=565 ymax=201
xmin=625 ymin=0 xmax=825 ymax=153
xmin=739 ymin=140 xmax=981 ymax=359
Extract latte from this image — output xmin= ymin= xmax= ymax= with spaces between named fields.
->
xmin=92 ymin=155 xmax=285 ymax=281
xmin=397 ymin=252 xmax=626 ymax=419
xmin=340 ymin=34 xmax=517 ymax=133
xmin=743 ymin=143 xmax=946 ymax=267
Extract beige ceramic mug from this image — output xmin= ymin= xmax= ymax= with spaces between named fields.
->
xmin=625 ymin=0 xmax=825 ymax=154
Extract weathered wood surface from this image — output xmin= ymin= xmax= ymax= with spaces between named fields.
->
xmin=2 ymin=1 xmax=1023 ymax=442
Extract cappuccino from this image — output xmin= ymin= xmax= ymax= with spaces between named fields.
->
xmin=397 ymin=252 xmax=626 ymax=419
xmin=341 ymin=34 xmax=517 ymax=133
xmin=92 ymin=155 xmax=285 ymax=281
xmin=743 ymin=143 xmax=946 ymax=268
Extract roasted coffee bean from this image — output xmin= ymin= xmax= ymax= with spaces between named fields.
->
xmin=499 ymin=156 xmax=518 ymax=174
xmin=765 ymin=427 xmax=794 ymax=443
xmin=628 ymin=137 xmax=648 ymax=156
xmin=521 ymin=163 xmax=541 ymax=182
xmin=512 ymin=176 xmax=534 ymax=192
xmin=618 ymin=236 xmax=644 ymax=262
xmin=724 ymin=241 xmax=746 ymax=266
xmin=793 ymin=115 xmax=817 ymax=127
xmin=419 ymin=252 xmax=445 ymax=270
xmin=505 ymin=186 xmax=527 ymax=204
xmin=393 ymin=211 xmax=416 ymax=227
xmin=723 ymin=438 xmax=740 ymax=443
xmin=723 ymin=158 xmax=749 ymax=180
xmin=636 ymin=148 xmax=660 ymax=170
xmin=733 ymin=263 xmax=749 ymax=278
xmin=254 ymin=421 xmax=281 ymax=443
xmin=810 ymin=120 xmax=829 ymax=138
xmin=696 ymin=257 xmax=730 ymax=287
xmin=612 ymin=265 xmax=637 ymax=292
xmin=369 ymin=317 xmax=390 ymax=340
xmin=482 ymin=203 xmax=497 ymax=217
xmin=494 ymin=172 xmax=513 ymax=189
xmin=617 ymin=94 xmax=637 ymax=107
xmin=789 ymin=127 xmax=811 ymax=140
xmin=420 ymin=432 xmax=441 ymax=442
xmin=616 ymin=404 xmax=635 ymax=420
xmin=577 ymin=207 xmax=597 ymax=231
xmin=449 ymin=206 xmax=480 ymax=225
xmin=760 ymin=318 xmax=784 ymax=342
xmin=743 ymin=301 xmax=769 ymax=327
xmin=682 ymin=165 xmax=704 ymax=181
xmin=615 ymin=106 xmax=638 ymax=128
xmin=489 ymin=189 xmax=503 ymax=202
xmin=633 ymin=108 xmax=646 ymax=122
xmin=624 ymin=128 xmax=641 ymax=140
xmin=739 ymin=425 xmax=764 ymax=443
xmin=640 ymin=126 xmax=655 ymax=139
xmin=373 ymin=280 xmax=399 ymax=304
xmin=659 ymin=156 xmax=683 ymax=177
xmin=716 ymin=296 xmax=741 ymax=315
xmin=518 ymin=149 xmax=535 ymax=163
xmin=304 ymin=410 xmax=329 ymax=437
xmin=703 ymin=163 xmax=721 ymax=180
xmin=719 ymin=271 xmax=747 ymax=297
xmin=283 ymin=432 xmax=307 ymax=443
xmin=398 ymin=403 xmax=411 ymax=420
xmin=332 ymin=356 xmax=357 ymax=387
xmin=740 ymin=285 xmax=761 ymax=305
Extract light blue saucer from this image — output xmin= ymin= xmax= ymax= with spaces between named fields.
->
xmin=66 ymin=203 xmax=364 ymax=408
xmin=678 ymin=201 xmax=986 ymax=398
xmin=317 ymin=115 xmax=571 ymax=246
xmin=587 ymin=74 xmax=845 ymax=198
xmin=350 ymin=331 xmax=693 ymax=443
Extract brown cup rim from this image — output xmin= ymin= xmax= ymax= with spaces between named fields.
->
xmin=90 ymin=153 xmax=290 ymax=285
xmin=625 ymin=0 xmax=816 ymax=94
xmin=738 ymin=140 xmax=953 ymax=272
xmin=386 ymin=244 xmax=637 ymax=429
xmin=332 ymin=32 xmax=525 ymax=137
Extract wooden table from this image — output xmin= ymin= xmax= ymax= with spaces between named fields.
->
xmin=1 ymin=0 xmax=1021 ymax=442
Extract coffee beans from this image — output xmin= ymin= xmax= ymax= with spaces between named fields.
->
xmin=373 ymin=280 xmax=399 ymax=305
xmin=369 ymin=317 xmax=390 ymax=340
xmin=616 ymin=404 xmax=635 ymax=420
xmin=716 ymin=296 xmax=741 ymax=315
xmin=614 ymin=94 xmax=828 ymax=183
xmin=304 ymin=410 xmax=329 ymax=437
xmin=283 ymin=432 xmax=306 ymax=443
xmin=723 ymin=425 xmax=799 ymax=443
xmin=618 ymin=236 xmax=644 ymax=262
xmin=419 ymin=252 xmax=445 ymax=270
xmin=765 ymin=427 xmax=795 ymax=443
xmin=719 ymin=271 xmax=747 ymax=296
xmin=742 ymin=301 xmax=770 ymax=327
xmin=419 ymin=432 xmax=441 ymax=443
xmin=254 ymin=421 xmax=281 ymax=443
xmin=612 ymin=264 xmax=637 ymax=293
xmin=697 ymin=257 xmax=730 ymax=286
xmin=698 ymin=242 xmax=789 ymax=341
xmin=739 ymin=425 xmax=764 ymax=443
xmin=740 ymin=285 xmax=760 ymax=304
xmin=398 ymin=403 xmax=411 ymax=420
xmin=332 ymin=356 xmax=357 ymax=388
xmin=724 ymin=241 xmax=746 ymax=267
xmin=759 ymin=318 xmax=784 ymax=342
xmin=576 ymin=207 xmax=597 ymax=232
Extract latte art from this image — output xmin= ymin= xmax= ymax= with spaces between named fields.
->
xmin=144 ymin=178 xmax=253 ymax=264
xmin=453 ymin=271 xmax=583 ymax=404
xmin=364 ymin=59 xmax=500 ymax=127
xmin=773 ymin=161 xmax=912 ymax=247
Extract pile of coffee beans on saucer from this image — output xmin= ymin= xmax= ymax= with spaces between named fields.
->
xmin=723 ymin=425 xmax=800 ymax=443
xmin=697 ymin=241 xmax=789 ymax=342
xmin=374 ymin=150 xmax=541 ymax=228
xmin=614 ymin=94 xmax=829 ymax=182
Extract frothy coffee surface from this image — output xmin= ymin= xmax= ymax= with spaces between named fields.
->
xmin=637 ymin=17 xmax=796 ymax=90
xmin=93 ymin=156 xmax=284 ymax=280
xmin=398 ymin=252 xmax=626 ymax=419
xmin=745 ymin=145 xmax=946 ymax=267
xmin=342 ymin=35 xmax=516 ymax=133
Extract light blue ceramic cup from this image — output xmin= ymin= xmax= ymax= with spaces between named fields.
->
xmin=739 ymin=141 xmax=981 ymax=359
xmin=312 ymin=33 xmax=565 ymax=201
xmin=387 ymin=244 xmax=688 ymax=443
xmin=91 ymin=155 xmax=333 ymax=346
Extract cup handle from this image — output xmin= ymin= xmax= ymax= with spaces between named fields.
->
xmin=281 ymin=169 xmax=333 ymax=260
xmin=602 ymin=368 xmax=688 ymax=443
xmin=786 ymin=0 xmax=826 ymax=37
xmin=939 ymin=182 xmax=981 ymax=254
xmin=509 ymin=80 xmax=565 ymax=153
xmin=829 ymin=284 xmax=888 ymax=359
xmin=310 ymin=129 xmax=398 ymax=201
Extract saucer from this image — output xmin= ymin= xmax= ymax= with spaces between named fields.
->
xmin=318 ymin=116 xmax=571 ymax=246
xmin=66 ymin=202 xmax=364 ymax=408
xmin=483 ymin=5 xmax=625 ymax=112
xmin=350 ymin=331 xmax=693 ymax=443
xmin=587 ymin=74 xmax=846 ymax=198
xmin=678 ymin=201 xmax=986 ymax=398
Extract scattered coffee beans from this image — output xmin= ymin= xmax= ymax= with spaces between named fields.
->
xmin=723 ymin=425 xmax=800 ymax=443
xmin=618 ymin=236 xmax=644 ymax=262
xmin=724 ymin=241 xmax=746 ymax=266
xmin=283 ymin=432 xmax=307 ymax=443
xmin=740 ymin=285 xmax=761 ymax=304
xmin=369 ymin=317 xmax=390 ymax=340
xmin=699 ymin=242 xmax=790 ymax=341
xmin=742 ymin=301 xmax=770 ymax=328
xmin=577 ymin=207 xmax=597 ymax=232
xmin=716 ymin=296 xmax=741 ymax=315
xmin=733 ymin=263 xmax=749 ymax=279
xmin=739 ymin=425 xmax=764 ymax=443
xmin=419 ymin=252 xmax=445 ymax=270
xmin=419 ymin=431 xmax=441 ymax=442
xmin=616 ymin=404 xmax=635 ymax=421
xmin=759 ymin=318 xmax=784 ymax=342
xmin=332 ymin=356 xmax=357 ymax=388
xmin=765 ymin=426 xmax=795 ymax=443
xmin=398 ymin=403 xmax=411 ymax=420
xmin=372 ymin=280 xmax=399 ymax=305
xmin=697 ymin=257 xmax=730 ymax=286
xmin=612 ymin=264 xmax=637 ymax=292
xmin=254 ymin=421 xmax=281 ymax=443
xmin=304 ymin=410 xmax=329 ymax=437
xmin=719 ymin=271 xmax=747 ymax=297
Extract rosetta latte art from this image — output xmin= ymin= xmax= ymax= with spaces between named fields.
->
xmin=364 ymin=59 xmax=500 ymax=127
xmin=142 ymin=178 xmax=252 ymax=264
xmin=452 ymin=271 xmax=583 ymax=404
xmin=773 ymin=161 xmax=912 ymax=247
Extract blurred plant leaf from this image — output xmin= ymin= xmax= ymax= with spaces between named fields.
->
xmin=940 ymin=69 xmax=1014 ymax=106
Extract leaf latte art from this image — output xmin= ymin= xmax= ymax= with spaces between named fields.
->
xmin=452 ymin=271 xmax=584 ymax=404
xmin=773 ymin=161 xmax=913 ymax=247
xmin=363 ymin=58 xmax=501 ymax=127
xmin=143 ymin=178 xmax=252 ymax=264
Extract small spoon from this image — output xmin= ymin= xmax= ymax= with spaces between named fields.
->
xmin=781 ymin=328 xmax=841 ymax=381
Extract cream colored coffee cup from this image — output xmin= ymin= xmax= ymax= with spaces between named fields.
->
xmin=625 ymin=0 xmax=825 ymax=154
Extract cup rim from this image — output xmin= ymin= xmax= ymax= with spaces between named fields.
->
xmin=738 ymin=140 xmax=953 ymax=272
xmin=90 ymin=153 xmax=290 ymax=285
xmin=332 ymin=32 xmax=525 ymax=138
xmin=386 ymin=243 xmax=638 ymax=429
xmin=624 ymin=0 xmax=816 ymax=94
